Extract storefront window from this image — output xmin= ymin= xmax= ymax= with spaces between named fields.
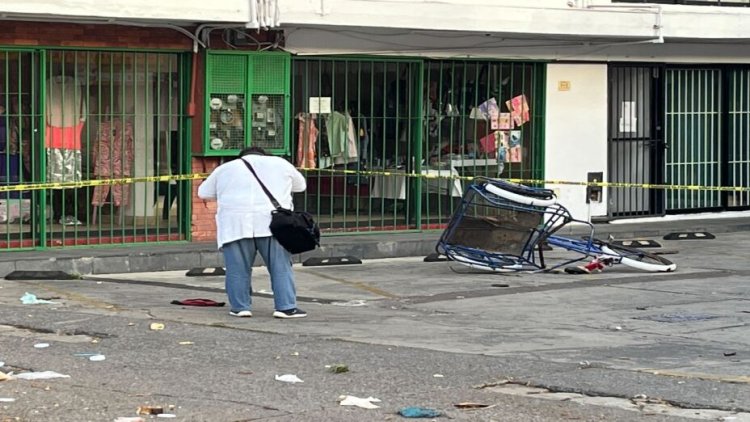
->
xmin=290 ymin=58 xmax=545 ymax=234
xmin=0 ymin=49 xmax=188 ymax=249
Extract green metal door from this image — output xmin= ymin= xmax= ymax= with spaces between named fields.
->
xmin=664 ymin=68 xmax=722 ymax=211
xmin=726 ymin=68 xmax=750 ymax=208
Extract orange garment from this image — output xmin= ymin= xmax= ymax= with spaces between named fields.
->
xmin=45 ymin=123 xmax=84 ymax=150
xmin=296 ymin=113 xmax=317 ymax=169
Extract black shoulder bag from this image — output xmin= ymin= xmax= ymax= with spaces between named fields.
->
xmin=241 ymin=159 xmax=320 ymax=254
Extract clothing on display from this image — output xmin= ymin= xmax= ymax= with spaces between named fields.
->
xmin=507 ymin=130 xmax=522 ymax=163
xmin=46 ymin=148 xmax=82 ymax=183
xmin=0 ymin=112 xmax=21 ymax=186
xmin=46 ymin=75 xmax=86 ymax=128
xmin=296 ymin=113 xmax=317 ymax=169
xmin=506 ymin=95 xmax=530 ymax=127
xmin=46 ymin=75 xmax=87 ymax=183
xmin=350 ymin=112 xmax=369 ymax=165
xmin=324 ymin=111 xmax=358 ymax=164
xmin=478 ymin=132 xmax=498 ymax=157
xmin=91 ymin=119 xmax=134 ymax=206
xmin=45 ymin=123 xmax=85 ymax=150
xmin=0 ymin=108 xmax=33 ymax=189
xmin=0 ymin=152 xmax=21 ymax=185
xmin=0 ymin=110 xmax=7 ymax=152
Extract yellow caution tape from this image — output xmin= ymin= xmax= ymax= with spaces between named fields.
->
xmin=0 ymin=167 xmax=747 ymax=193
xmin=0 ymin=173 xmax=209 ymax=192
xmin=297 ymin=167 xmax=750 ymax=193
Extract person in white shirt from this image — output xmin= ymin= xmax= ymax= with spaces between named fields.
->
xmin=198 ymin=146 xmax=308 ymax=319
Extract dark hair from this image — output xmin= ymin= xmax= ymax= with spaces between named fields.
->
xmin=237 ymin=146 xmax=267 ymax=158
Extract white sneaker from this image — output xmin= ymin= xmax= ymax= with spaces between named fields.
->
xmin=59 ymin=215 xmax=82 ymax=226
xmin=229 ymin=310 xmax=252 ymax=317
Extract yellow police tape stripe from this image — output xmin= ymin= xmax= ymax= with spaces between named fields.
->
xmin=0 ymin=173 xmax=208 ymax=192
xmin=301 ymin=167 xmax=750 ymax=192
xmin=0 ymin=167 xmax=747 ymax=193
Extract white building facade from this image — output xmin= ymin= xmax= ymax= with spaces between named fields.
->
xmin=0 ymin=0 xmax=748 ymax=249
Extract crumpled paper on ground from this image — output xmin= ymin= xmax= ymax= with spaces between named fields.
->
xmin=14 ymin=371 xmax=70 ymax=380
xmin=20 ymin=292 xmax=60 ymax=305
xmin=338 ymin=395 xmax=381 ymax=409
xmin=275 ymin=374 xmax=304 ymax=383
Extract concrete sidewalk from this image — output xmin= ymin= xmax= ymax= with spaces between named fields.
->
xmin=1 ymin=215 xmax=747 ymax=278
xmin=1 ymin=229 xmax=749 ymax=420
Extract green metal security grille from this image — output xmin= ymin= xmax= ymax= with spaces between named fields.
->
xmin=0 ymin=48 xmax=190 ymax=250
xmin=727 ymin=68 xmax=750 ymax=208
xmin=252 ymin=54 xmax=287 ymax=93
xmin=664 ymin=68 xmax=722 ymax=211
xmin=290 ymin=57 xmax=546 ymax=235
xmin=422 ymin=60 xmax=546 ymax=227
xmin=0 ymin=49 xmax=39 ymax=249
xmin=204 ymin=51 xmax=290 ymax=156
xmin=210 ymin=54 xmax=247 ymax=93
xmin=608 ymin=65 xmax=665 ymax=218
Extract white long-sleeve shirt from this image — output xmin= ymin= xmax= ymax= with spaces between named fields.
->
xmin=197 ymin=154 xmax=307 ymax=248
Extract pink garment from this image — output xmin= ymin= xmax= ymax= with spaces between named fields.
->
xmin=506 ymin=95 xmax=530 ymax=127
xmin=508 ymin=146 xmax=522 ymax=163
xmin=45 ymin=123 xmax=84 ymax=150
xmin=92 ymin=183 xmax=130 ymax=207
xmin=91 ymin=119 xmax=134 ymax=206
xmin=479 ymin=132 xmax=497 ymax=156
xmin=296 ymin=114 xmax=317 ymax=169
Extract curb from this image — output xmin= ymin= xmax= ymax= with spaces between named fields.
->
xmin=0 ymin=218 xmax=746 ymax=277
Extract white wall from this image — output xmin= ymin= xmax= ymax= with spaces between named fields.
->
xmin=280 ymin=0 xmax=750 ymax=42
xmin=545 ymin=64 xmax=608 ymax=221
xmin=0 ymin=0 xmax=247 ymax=23
xmin=283 ymin=27 xmax=750 ymax=63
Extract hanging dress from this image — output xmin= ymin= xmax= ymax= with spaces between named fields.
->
xmin=91 ymin=119 xmax=134 ymax=206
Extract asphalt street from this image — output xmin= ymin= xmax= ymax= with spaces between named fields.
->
xmin=1 ymin=231 xmax=749 ymax=421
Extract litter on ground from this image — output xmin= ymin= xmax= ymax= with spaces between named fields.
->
xmin=275 ymin=374 xmax=304 ymax=383
xmin=338 ymin=395 xmax=381 ymax=409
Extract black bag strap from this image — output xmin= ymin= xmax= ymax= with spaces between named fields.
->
xmin=241 ymin=158 xmax=282 ymax=210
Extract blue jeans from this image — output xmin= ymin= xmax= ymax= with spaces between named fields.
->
xmin=222 ymin=236 xmax=298 ymax=313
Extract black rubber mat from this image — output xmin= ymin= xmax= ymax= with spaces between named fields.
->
xmin=611 ymin=239 xmax=662 ymax=248
xmin=302 ymin=256 xmax=362 ymax=266
xmin=4 ymin=270 xmax=77 ymax=280
xmin=185 ymin=267 xmax=226 ymax=277
xmin=663 ymin=232 xmax=715 ymax=240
